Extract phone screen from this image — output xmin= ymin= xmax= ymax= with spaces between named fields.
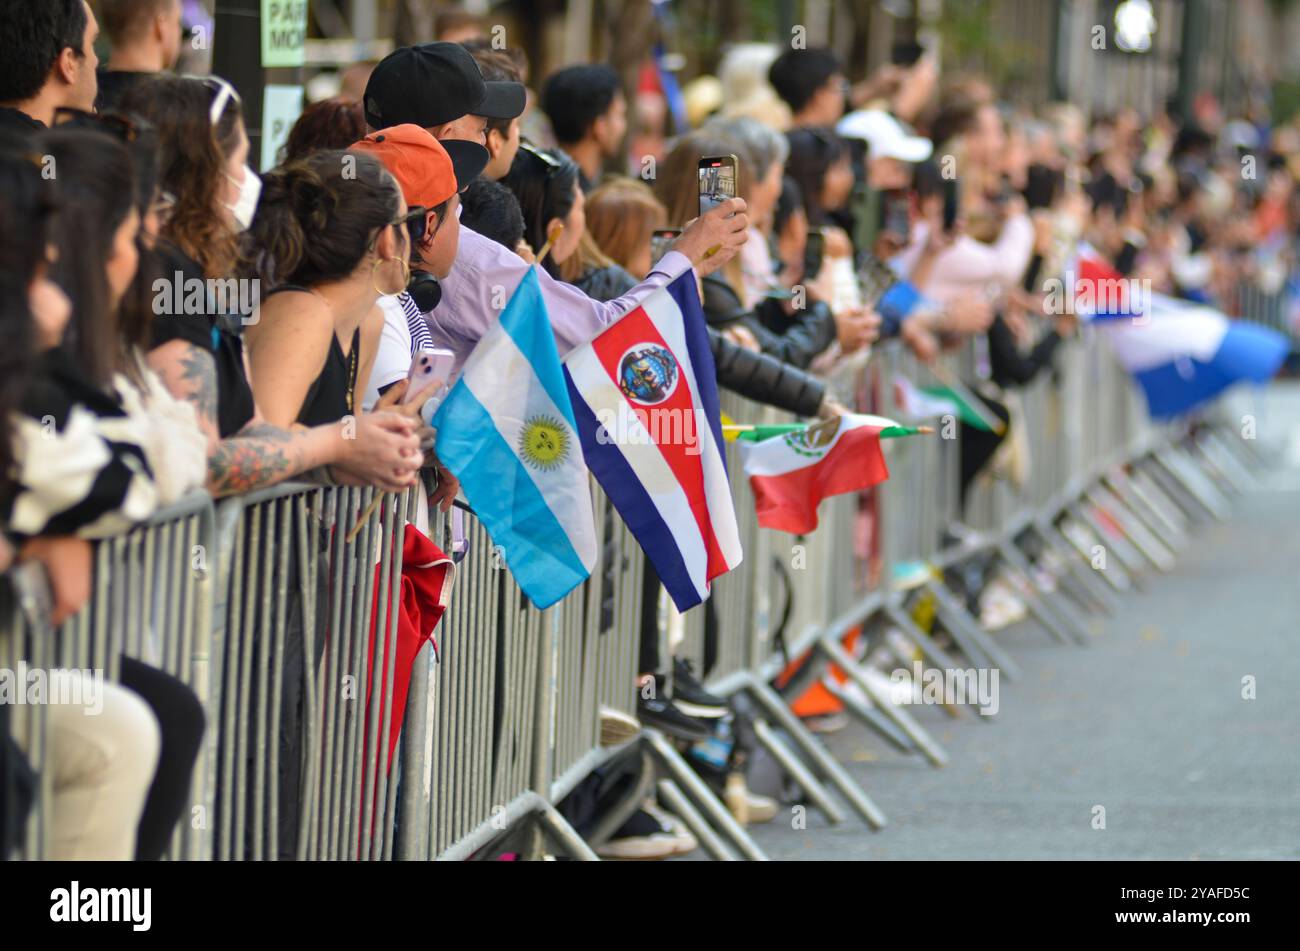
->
xmin=804 ymin=228 xmax=826 ymax=276
xmin=698 ymin=155 xmax=738 ymax=217
xmin=942 ymin=177 xmax=961 ymax=233
xmin=650 ymin=229 xmax=681 ymax=265
xmin=878 ymin=190 xmax=911 ymax=243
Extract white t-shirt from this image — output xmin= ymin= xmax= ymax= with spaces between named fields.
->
xmin=362 ymin=295 xmax=414 ymax=412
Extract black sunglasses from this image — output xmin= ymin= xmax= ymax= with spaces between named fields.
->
xmin=396 ymin=205 xmax=430 ymax=246
xmin=520 ymin=140 xmax=565 ymax=176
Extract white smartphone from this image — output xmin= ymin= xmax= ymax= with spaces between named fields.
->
xmin=404 ymin=348 xmax=455 ymax=406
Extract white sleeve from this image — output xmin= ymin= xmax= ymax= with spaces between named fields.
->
xmin=113 ymin=366 xmax=208 ymax=506
xmin=362 ymin=297 xmax=414 ymax=412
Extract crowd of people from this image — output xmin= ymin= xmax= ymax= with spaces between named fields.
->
xmin=0 ymin=0 xmax=1295 ymax=861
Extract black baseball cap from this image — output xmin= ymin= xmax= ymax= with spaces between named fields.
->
xmin=442 ymin=139 xmax=491 ymax=193
xmin=364 ymin=42 xmax=526 ymax=130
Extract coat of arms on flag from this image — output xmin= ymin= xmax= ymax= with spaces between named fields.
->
xmin=564 ymin=273 xmax=742 ymax=612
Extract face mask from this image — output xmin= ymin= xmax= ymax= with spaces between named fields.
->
xmin=224 ymin=165 xmax=262 ymax=231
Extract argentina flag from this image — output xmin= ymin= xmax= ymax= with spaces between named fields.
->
xmin=431 ymin=268 xmax=597 ymax=608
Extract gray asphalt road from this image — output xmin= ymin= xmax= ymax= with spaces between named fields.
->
xmin=749 ymin=388 xmax=1300 ymax=861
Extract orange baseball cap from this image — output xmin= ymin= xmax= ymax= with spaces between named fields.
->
xmin=350 ymin=124 xmax=488 ymax=208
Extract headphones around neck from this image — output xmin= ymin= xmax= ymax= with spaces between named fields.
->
xmin=407 ymin=268 xmax=442 ymax=312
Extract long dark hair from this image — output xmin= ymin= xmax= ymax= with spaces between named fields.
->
xmin=784 ymin=127 xmax=848 ymax=226
xmin=246 ymin=149 xmax=402 ymax=287
xmin=0 ymin=143 xmax=57 ymax=480
xmin=35 ymin=127 xmax=140 ymax=391
xmin=121 ymin=75 xmax=245 ymax=279
xmin=50 ymin=108 xmax=163 ymax=387
xmin=502 ymin=140 xmax=580 ymax=278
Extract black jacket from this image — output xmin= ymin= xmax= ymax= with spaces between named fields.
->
xmin=987 ymin=314 xmax=1061 ymax=388
xmin=0 ymin=106 xmax=43 ymax=140
xmin=701 ymin=274 xmax=837 ymax=369
xmin=708 ymin=328 xmax=825 ymax=418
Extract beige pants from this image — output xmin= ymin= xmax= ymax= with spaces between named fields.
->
xmin=13 ymin=675 xmax=160 ymax=860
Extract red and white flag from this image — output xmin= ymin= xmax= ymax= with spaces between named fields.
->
xmin=738 ymin=414 xmax=892 ymax=534
xmin=564 ymin=274 xmax=742 ymax=611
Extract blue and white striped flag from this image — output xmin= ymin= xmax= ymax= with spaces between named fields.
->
xmin=431 ymin=268 xmax=596 ymax=608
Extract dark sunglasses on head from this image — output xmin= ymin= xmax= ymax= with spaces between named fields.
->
xmin=174 ymin=74 xmax=242 ymax=126
xmin=520 ymin=140 xmax=565 ymax=176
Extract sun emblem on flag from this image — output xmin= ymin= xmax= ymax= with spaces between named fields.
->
xmin=519 ymin=415 xmax=570 ymax=471
xmin=617 ymin=344 xmax=679 ymax=405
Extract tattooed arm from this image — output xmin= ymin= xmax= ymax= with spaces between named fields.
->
xmin=207 ymin=421 xmax=331 ymax=497
xmin=146 ymin=340 xmax=327 ymax=495
xmin=147 ymin=340 xmax=422 ymax=497
xmin=148 ymin=339 xmax=223 ymax=452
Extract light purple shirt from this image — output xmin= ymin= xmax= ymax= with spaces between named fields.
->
xmin=427 ymin=225 xmax=694 ymax=380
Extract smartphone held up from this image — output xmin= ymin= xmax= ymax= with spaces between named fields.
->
xmin=698 ymin=154 xmax=739 ymax=218
xmin=404 ymin=348 xmax=456 ymax=425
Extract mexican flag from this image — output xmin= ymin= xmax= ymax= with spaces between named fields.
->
xmin=737 ymin=414 xmax=904 ymax=534
xmin=893 ymin=376 xmax=994 ymax=432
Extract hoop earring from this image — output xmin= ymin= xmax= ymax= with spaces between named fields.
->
xmin=371 ymin=256 xmax=411 ymax=298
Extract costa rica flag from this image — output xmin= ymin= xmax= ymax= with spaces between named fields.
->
xmin=563 ymin=273 xmax=742 ymax=611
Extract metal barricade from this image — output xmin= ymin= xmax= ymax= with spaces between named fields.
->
xmin=1 ymin=316 xmax=1259 ymax=862
xmin=209 ymin=482 xmax=416 ymax=861
xmin=400 ymin=502 xmax=547 ymax=860
xmin=1 ymin=492 xmax=215 ymax=860
xmin=549 ymin=486 xmax=644 ymax=803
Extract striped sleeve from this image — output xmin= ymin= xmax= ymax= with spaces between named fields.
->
xmin=400 ymin=291 xmax=435 ymax=354
xmin=3 ymin=405 xmax=159 ymax=541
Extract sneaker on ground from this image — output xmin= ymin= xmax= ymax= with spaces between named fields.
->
xmin=979 ymin=577 xmax=1028 ymax=631
xmin=596 ymin=804 xmax=697 ymax=860
xmin=739 ymin=788 xmax=778 ymax=824
xmin=637 ymin=693 xmax=713 ymax=742
xmin=671 ymin=659 xmax=729 ymax=718
xmin=802 ymin=711 xmax=850 ymax=734
xmin=723 ymin=771 xmax=778 ymax=825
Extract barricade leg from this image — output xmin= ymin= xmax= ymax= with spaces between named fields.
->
xmin=994 ymin=538 xmax=1087 ymax=645
xmin=1102 ymin=468 xmax=1189 ymax=554
xmin=1138 ymin=454 xmax=1217 ymax=523
xmin=1149 ymin=445 xmax=1232 ymax=520
xmin=815 ymin=637 xmax=948 ymax=768
xmin=923 ymin=577 xmax=1023 ymax=681
xmin=1029 ymin=519 xmax=1123 ymax=615
xmin=1056 ymin=513 xmax=1134 ymax=594
xmin=751 ymin=718 xmax=847 ymax=824
xmin=739 ymin=673 xmax=888 ymax=828
xmin=1188 ymin=437 xmax=1254 ymax=494
xmin=533 ymin=801 xmax=600 ymax=861
xmin=1204 ymin=422 xmax=1268 ymax=470
xmin=655 ymin=779 xmax=739 ymax=861
xmin=1068 ymin=499 xmax=1149 ymax=585
xmin=882 ymin=600 xmax=965 ymax=671
xmin=644 ymin=728 xmax=769 ymax=860
xmin=1084 ymin=484 xmax=1176 ymax=571
xmin=820 ymin=675 xmax=915 ymax=752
